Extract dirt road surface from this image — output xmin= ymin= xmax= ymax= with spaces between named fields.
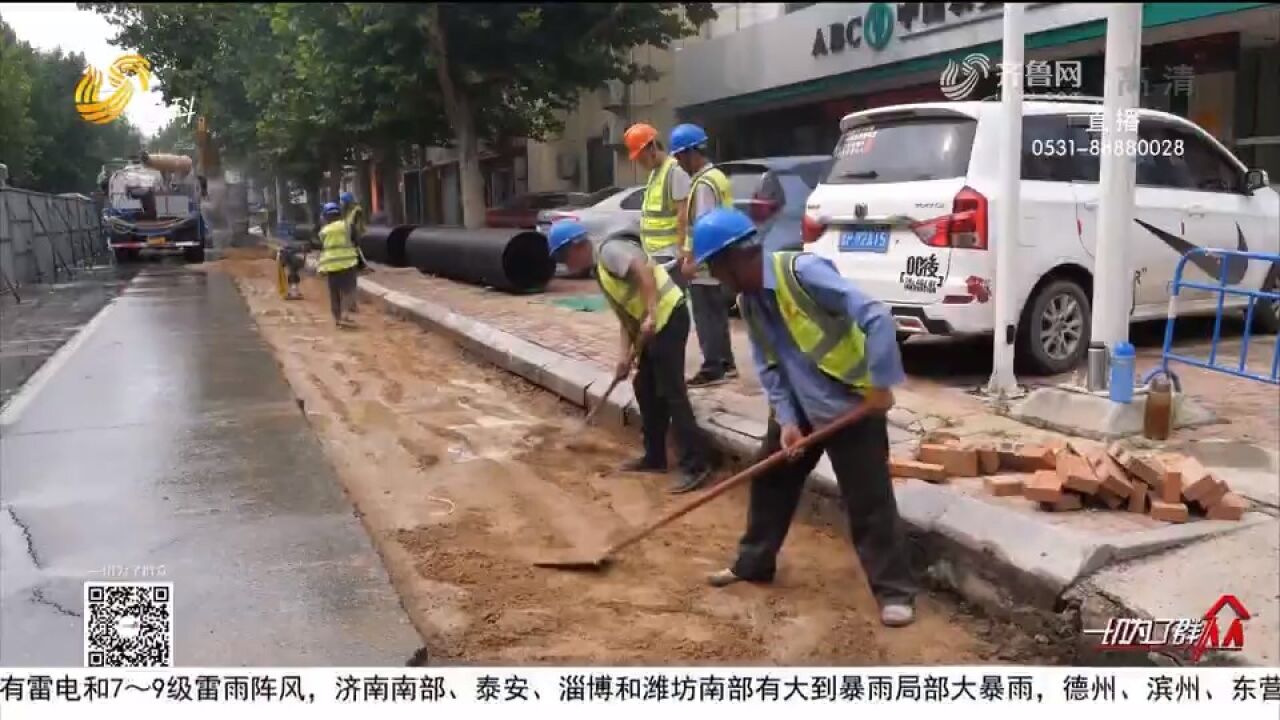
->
xmin=212 ymin=252 xmax=1032 ymax=665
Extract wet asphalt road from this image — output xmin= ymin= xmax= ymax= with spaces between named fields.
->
xmin=0 ymin=265 xmax=420 ymax=666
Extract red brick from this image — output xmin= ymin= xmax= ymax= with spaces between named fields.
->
xmin=1193 ymin=479 xmax=1230 ymax=511
xmin=1051 ymin=492 xmax=1084 ymax=512
xmin=1097 ymin=487 xmax=1125 ymax=509
xmin=977 ymin=447 xmax=1000 ymax=475
xmin=984 ymin=475 xmax=1025 ymax=497
xmin=1180 ymin=458 xmax=1221 ymax=502
xmin=1128 ymin=481 xmax=1149 ymax=514
xmin=1206 ymin=493 xmax=1247 ymax=521
xmin=1149 ymin=499 xmax=1190 ymax=523
xmin=1024 ymin=470 xmax=1063 ymax=504
xmin=1107 ymin=442 xmax=1136 ymax=468
xmin=1057 ymin=452 xmax=1101 ymax=495
xmin=1124 ymin=454 xmax=1166 ymax=488
xmin=1094 ymin=451 xmax=1134 ymax=500
xmin=918 ymin=444 xmax=979 ymax=477
xmin=1160 ymin=468 xmax=1183 ymax=504
xmin=1001 ymin=446 xmax=1057 ymax=472
xmin=889 ymin=458 xmax=947 ymax=483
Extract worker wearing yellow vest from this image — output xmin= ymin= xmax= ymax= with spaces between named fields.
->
xmin=547 ymin=219 xmax=717 ymax=494
xmin=316 ymin=202 xmax=361 ymax=329
xmin=623 ymin=123 xmax=694 ymax=289
xmin=339 ymin=191 xmax=368 ymax=313
xmin=690 ymin=208 xmax=919 ymax=628
xmin=669 ymin=123 xmax=739 ymax=388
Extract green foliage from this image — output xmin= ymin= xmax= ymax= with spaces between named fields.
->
xmin=0 ymin=16 xmax=144 ymax=193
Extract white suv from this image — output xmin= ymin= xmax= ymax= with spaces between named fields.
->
xmin=803 ymin=100 xmax=1280 ymax=374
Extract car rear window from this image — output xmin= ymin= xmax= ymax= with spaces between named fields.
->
xmin=828 ymin=116 xmax=976 ymax=184
xmin=719 ymin=164 xmax=768 ymax=199
xmin=529 ymin=194 xmax=572 ymax=209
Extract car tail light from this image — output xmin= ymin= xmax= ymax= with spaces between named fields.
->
xmin=555 ymin=213 xmax=578 ymax=223
xmin=801 ymin=213 xmax=825 ymax=244
xmin=746 ymin=193 xmax=780 ymax=224
xmin=909 ymin=186 xmax=989 ymax=250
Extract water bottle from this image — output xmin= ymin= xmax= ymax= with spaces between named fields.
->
xmin=1109 ymin=342 xmax=1136 ymax=404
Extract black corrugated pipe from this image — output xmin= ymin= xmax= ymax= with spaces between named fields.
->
xmin=358 ymin=224 xmax=417 ymax=267
xmin=403 ymin=227 xmax=554 ymax=293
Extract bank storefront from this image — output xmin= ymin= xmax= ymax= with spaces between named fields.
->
xmin=675 ymin=2 xmax=1279 ymax=178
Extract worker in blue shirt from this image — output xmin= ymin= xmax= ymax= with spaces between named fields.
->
xmin=689 ymin=207 xmax=919 ymax=628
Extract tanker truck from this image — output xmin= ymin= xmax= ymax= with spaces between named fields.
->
xmin=100 ymin=151 xmax=208 ymax=264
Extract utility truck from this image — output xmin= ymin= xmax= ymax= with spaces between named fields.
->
xmin=100 ymin=151 xmax=208 ymax=263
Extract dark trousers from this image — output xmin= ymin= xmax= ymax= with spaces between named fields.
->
xmin=732 ymin=412 xmax=918 ymax=606
xmin=326 ymin=267 xmax=358 ymax=322
xmin=633 ymin=305 xmax=712 ymax=473
xmin=280 ymin=248 xmax=304 ymax=285
xmin=690 ymin=282 xmax=736 ymax=375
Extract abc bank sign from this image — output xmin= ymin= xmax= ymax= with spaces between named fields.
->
xmin=811 ymin=2 xmax=896 ymax=57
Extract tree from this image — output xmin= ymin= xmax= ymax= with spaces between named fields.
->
xmin=0 ymin=19 xmax=37 ymax=184
xmin=412 ymin=3 xmax=714 ymax=227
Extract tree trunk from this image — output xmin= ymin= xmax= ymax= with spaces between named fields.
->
xmin=355 ymin=148 xmax=373 ymax=210
xmin=325 ymin=155 xmax=342 ymax=204
xmin=424 ymin=5 xmax=486 ymax=229
xmin=375 ymin=145 xmax=406 ymax=225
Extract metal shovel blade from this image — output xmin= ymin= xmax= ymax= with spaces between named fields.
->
xmin=531 ymin=548 xmax=613 ymax=571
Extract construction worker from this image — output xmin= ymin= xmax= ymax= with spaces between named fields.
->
xmin=547 ymin=219 xmax=717 ymax=493
xmin=339 ymin=191 xmax=367 ymax=313
xmin=623 ymin=123 xmax=693 ymax=289
xmin=317 ymin=202 xmax=360 ymax=329
xmin=669 ymin=123 xmax=738 ymax=388
xmin=689 ymin=207 xmax=919 ymax=628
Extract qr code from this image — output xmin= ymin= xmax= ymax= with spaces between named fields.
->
xmin=84 ymin=582 xmax=173 ymax=668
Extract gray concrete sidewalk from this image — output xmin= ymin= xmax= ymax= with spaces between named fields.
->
xmin=1 ymin=266 xmax=420 ymax=666
xmin=354 ymin=267 xmax=1280 ymax=666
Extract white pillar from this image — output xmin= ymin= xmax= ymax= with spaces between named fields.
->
xmin=1090 ymin=4 xmax=1143 ymax=352
xmin=986 ymin=3 xmax=1025 ymax=398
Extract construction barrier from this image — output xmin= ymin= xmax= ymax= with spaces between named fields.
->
xmin=0 ymin=188 xmax=109 ymax=301
xmin=1158 ymin=247 xmax=1280 ymax=386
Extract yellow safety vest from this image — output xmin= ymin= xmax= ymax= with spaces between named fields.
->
xmin=596 ymin=249 xmax=684 ymax=340
xmin=740 ymin=252 xmax=871 ymax=389
xmin=640 ymin=155 xmax=680 ymax=257
xmin=685 ymin=164 xmax=734 ymax=253
xmin=317 ymin=219 xmax=359 ymax=274
xmin=343 ymin=204 xmax=367 ymax=245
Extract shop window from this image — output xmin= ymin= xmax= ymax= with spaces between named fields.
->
xmin=784 ymin=3 xmax=816 ymax=13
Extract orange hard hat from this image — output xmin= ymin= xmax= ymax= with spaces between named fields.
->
xmin=623 ymin=123 xmax=658 ymax=160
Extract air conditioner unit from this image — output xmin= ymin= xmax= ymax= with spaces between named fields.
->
xmin=602 ymin=118 xmax=625 ymax=148
xmin=556 ymin=153 xmax=578 ymax=181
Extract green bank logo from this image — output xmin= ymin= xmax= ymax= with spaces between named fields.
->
xmin=864 ymin=3 xmax=894 ymax=50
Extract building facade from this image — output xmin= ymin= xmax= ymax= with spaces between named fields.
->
xmin=674 ymin=2 xmax=1279 ymax=179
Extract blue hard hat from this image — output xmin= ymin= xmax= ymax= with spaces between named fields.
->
xmin=547 ymin=220 xmax=588 ymax=256
xmin=669 ymin=123 xmax=709 ymax=156
xmin=321 ymin=202 xmax=341 ymax=217
xmin=691 ymin=208 xmax=757 ymax=266
xmin=339 ymin=191 xmax=355 ymax=204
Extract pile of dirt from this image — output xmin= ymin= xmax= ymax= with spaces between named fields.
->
xmin=219 ymin=258 xmax=1007 ymax=665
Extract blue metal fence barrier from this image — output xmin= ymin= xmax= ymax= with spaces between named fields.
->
xmin=1158 ymin=247 xmax=1280 ymax=386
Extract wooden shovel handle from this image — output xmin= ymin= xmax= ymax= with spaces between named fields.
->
xmin=604 ymin=403 xmax=878 ymax=557
xmin=583 ymin=339 xmax=643 ymax=424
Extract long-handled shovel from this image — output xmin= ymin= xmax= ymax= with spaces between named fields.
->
xmin=534 ymin=403 xmax=877 ymax=571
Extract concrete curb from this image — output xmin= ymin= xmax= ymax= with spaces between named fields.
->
xmin=352 ymin=272 xmax=1271 ymax=648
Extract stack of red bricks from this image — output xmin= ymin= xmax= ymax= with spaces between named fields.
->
xmin=890 ymin=439 xmax=1248 ymax=524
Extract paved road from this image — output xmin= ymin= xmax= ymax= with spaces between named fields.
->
xmin=0 ymin=265 xmax=420 ymax=666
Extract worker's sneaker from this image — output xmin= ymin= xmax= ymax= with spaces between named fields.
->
xmin=707 ymin=569 xmax=744 ymax=588
xmin=619 ymin=456 xmax=667 ymax=474
xmin=669 ymin=467 xmax=711 ymax=494
xmin=880 ymin=603 xmax=915 ymax=628
xmin=724 ymin=365 xmax=739 ymax=380
xmin=687 ymin=370 xmax=728 ymax=388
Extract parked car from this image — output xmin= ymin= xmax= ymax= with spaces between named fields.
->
xmin=537 ymin=185 xmax=645 ymax=278
xmin=485 ymin=191 xmax=595 ymax=229
xmin=802 ymin=99 xmax=1280 ymax=374
xmin=716 ymin=156 xmax=834 ymax=253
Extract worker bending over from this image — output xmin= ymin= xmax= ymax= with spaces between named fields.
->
xmin=316 ymin=202 xmax=360 ymax=329
xmin=624 ymin=123 xmax=693 ymax=291
xmin=547 ymin=220 xmax=717 ymax=494
xmin=669 ymin=123 xmax=738 ymax=388
xmin=690 ymin=208 xmax=919 ymax=628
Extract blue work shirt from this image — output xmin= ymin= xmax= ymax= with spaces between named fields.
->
xmin=742 ymin=253 xmax=906 ymax=429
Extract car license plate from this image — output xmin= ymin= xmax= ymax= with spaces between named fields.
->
xmin=147 ymin=236 xmax=166 ymax=246
xmin=839 ymin=227 xmax=890 ymax=253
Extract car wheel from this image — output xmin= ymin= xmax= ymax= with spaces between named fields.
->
xmin=1252 ymin=266 xmax=1280 ymax=335
xmin=183 ymin=245 xmax=206 ymax=264
xmin=1019 ymin=278 xmax=1091 ymax=375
